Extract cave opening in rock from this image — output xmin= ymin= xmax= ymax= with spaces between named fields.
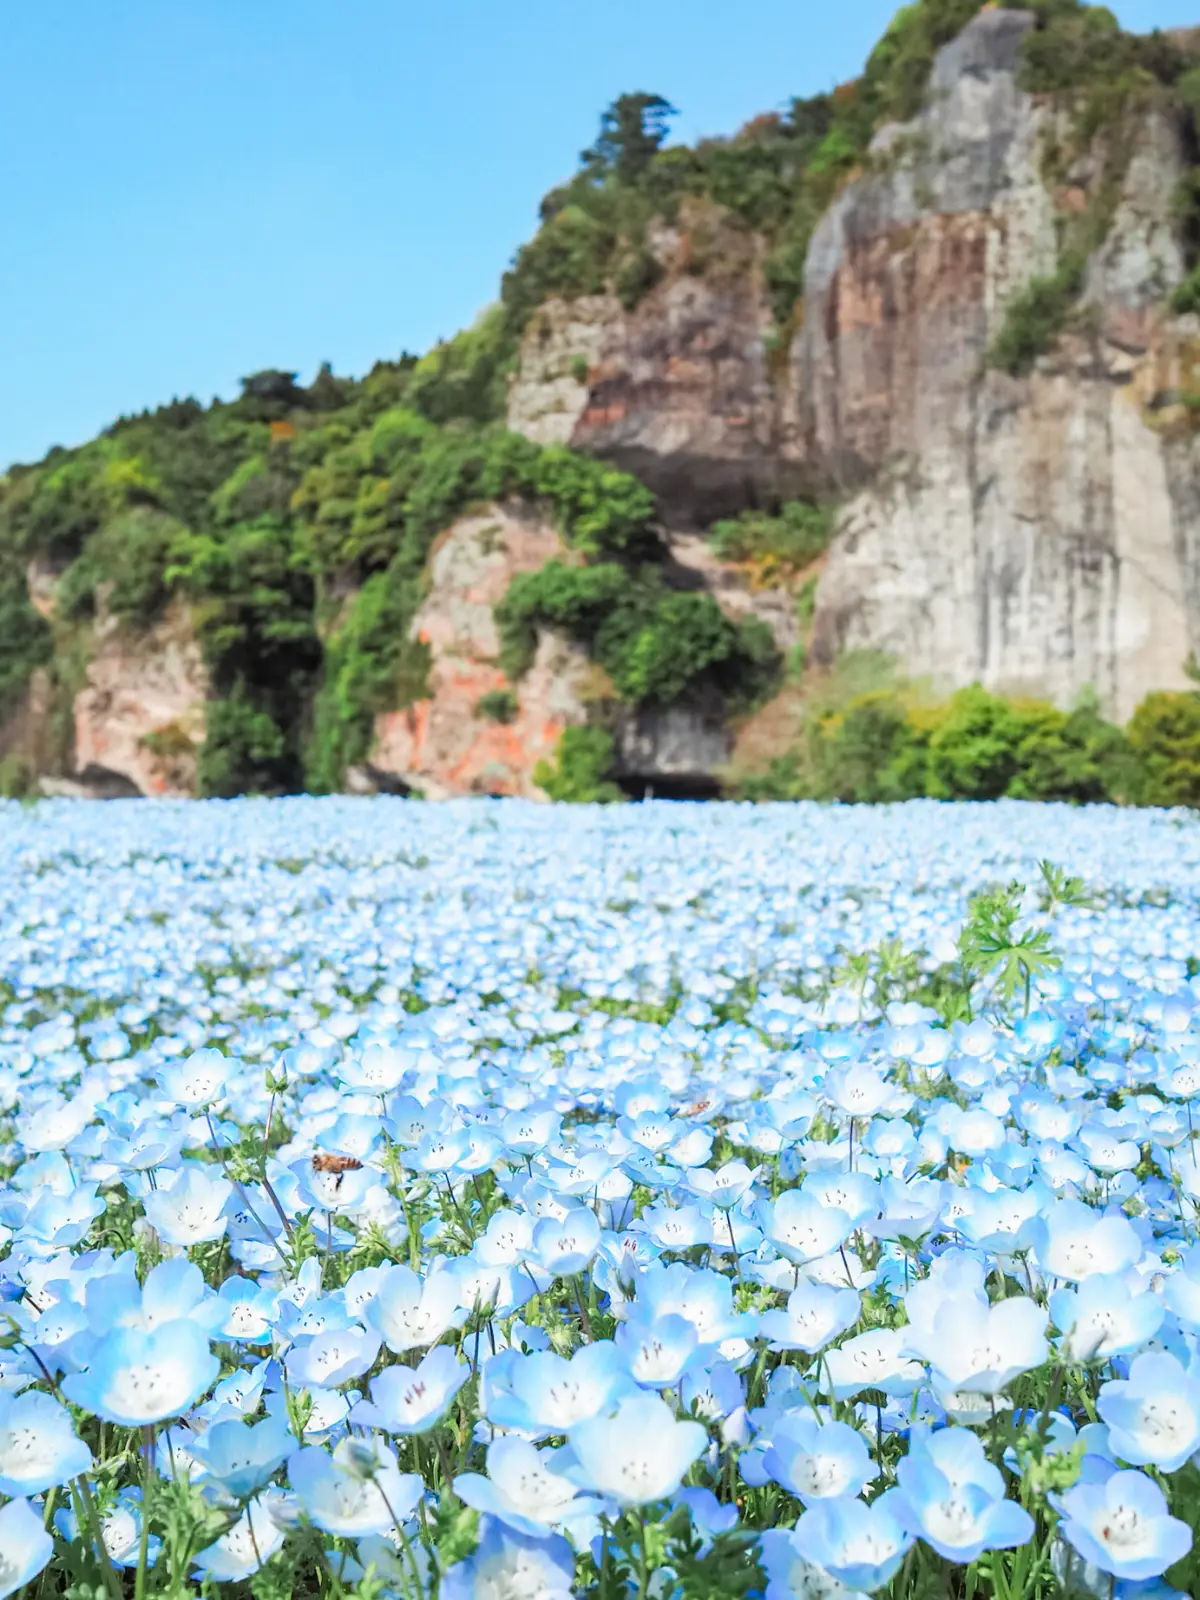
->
xmin=618 ymin=774 xmax=723 ymax=802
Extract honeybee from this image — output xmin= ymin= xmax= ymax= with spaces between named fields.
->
xmin=311 ymin=1153 xmax=364 ymax=1174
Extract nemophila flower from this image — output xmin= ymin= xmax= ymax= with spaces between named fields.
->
xmin=1031 ymin=1198 xmax=1143 ymax=1281
xmin=62 ymin=1318 xmax=219 ymax=1425
xmin=288 ymin=1438 xmax=422 ymax=1536
xmin=85 ymin=1255 xmax=224 ymax=1337
xmin=760 ymin=1526 xmax=863 ymax=1600
xmin=484 ymin=1341 xmax=633 ymax=1435
xmin=823 ymin=1329 xmax=924 ymax=1401
xmin=213 ymin=1275 xmax=278 ymax=1343
xmin=763 ymin=1412 xmax=874 ymax=1505
xmin=0 ymin=1389 xmax=92 ymax=1494
xmin=290 ymin=1155 xmax=376 ymax=1213
xmin=0 ymin=1497 xmax=55 ymax=1597
xmin=1098 ymin=1352 xmax=1200 ymax=1472
xmin=630 ymin=1261 xmax=753 ymax=1345
xmin=895 ymin=1426 xmax=1034 ymax=1563
xmin=759 ymin=1281 xmax=861 ymax=1353
xmin=158 ymin=1047 xmax=228 ymax=1109
xmin=1162 ymin=1245 xmax=1200 ymax=1330
xmin=364 ymin=1263 xmax=463 ymax=1353
xmin=142 ymin=1162 xmax=233 ymax=1246
xmin=58 ymin=1489 xmax=161 ymax=1571
xmin=19 ymin=1183 xmax=105 ymax=1252
xmin=615 ymin=1313 xmax=699 ymax=1387
xmin=757 ymin=1191 xmax=854 ymax=1267
xmin=532 ymin=1207 xmax=602 ymax=1276
xmin=352 ymin=1344 xmax=468 ymax=1434
xmin=1049 ymin=1273 xmax=1165 ymax=1363
xmin=453 ymin=1437 xmax=589 ymax=1536
xmin=440 ymin=1522 xmax=576 ymax=1600
xmin=1056 ymin=1470 xmax=1193 ymax=1582
xmin=570 ymin=1391 xmax=706 ymax=1506
xmin=191 ymin=1494 xmax=287 ymax=1582
xmin=686 ymin=1158 xmax=758 ymax=1209
xmin=790 ymin=1490 xmax=915 ymax=1592
xmin=287 ymin=1325 xmax=382 ymax=1389
xmin=640 ymin=1201 xmax=714 ymax=1251
xmin=919 ymin=1294 xmax=1049 ymax=1396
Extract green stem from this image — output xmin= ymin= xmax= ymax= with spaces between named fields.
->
xmin=75 ymin=1476 xmax=122 ymax=1600
xmin=134 ymin=1423 xmax=155 ymax=1600
xmin=635 ymin=1507 xmax=652 ymax=1600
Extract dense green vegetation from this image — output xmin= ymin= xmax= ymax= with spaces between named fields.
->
xmin=0 ymin=361 xmax=692 ymax=793
xmin=706 ymin=500 xmax=835 ymax=576
xmin=532 ymin=726 xmax=624 ymax=803
xmin=736 ymin=679 xmax=1200 ymax=808
xmin=496 ymin=561 xmax=780 ymax=711
xmin=0 ymin=359 xmax=785 ymax=794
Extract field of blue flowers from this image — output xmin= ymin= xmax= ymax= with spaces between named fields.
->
xmin=2 ymin=796 xmax=1200 ymax=1599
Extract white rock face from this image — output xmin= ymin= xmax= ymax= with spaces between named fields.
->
xmin=796 ymin=9 xmax=1198 ymax=718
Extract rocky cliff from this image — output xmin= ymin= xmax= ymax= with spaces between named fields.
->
xmin=5 ymin=1 xmax=1199 ymax=800
xmin=507 ymin=7 xmax=1200 ymax=722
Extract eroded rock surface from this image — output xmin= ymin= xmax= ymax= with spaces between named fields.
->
xmin=370 ymin=505 xmax=593 ymax=798
xmin=509 ymin=9 xmax=1200 ymax=721
xmin=73 ymin=605 xmax=209 ymax=796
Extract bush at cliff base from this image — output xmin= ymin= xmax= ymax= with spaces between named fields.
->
xmin=3 ymin=797 xmax=1200 ymax=1595
xmin=742 ymin=683 xmax=1200 ymax=809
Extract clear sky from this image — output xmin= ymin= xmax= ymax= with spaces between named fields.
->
xmin=2 ymin=0 xmax=1193 ymax=469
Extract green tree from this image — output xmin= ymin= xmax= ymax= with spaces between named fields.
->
xmin=1127 ymin=690 xmax=1200 ymax=807
xmin=533 ymin=726 xmax=624 ymax=802
xmin=582 ymin=94 xmax=677 ymax=185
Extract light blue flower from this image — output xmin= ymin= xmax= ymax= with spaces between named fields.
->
xmin=484 ymin=1340 xmax=634 ymax=1435
xmin=1099 ymin=1352 xmax=1200 ymax=1473
xmin=441 ymin=1520 xmax=575 ymax=1600
xmin=351 ymin=1344 xmax=468 ymax=1434
xmin=570 ymin=1391 xmax=706 ymax=1506
xmin=142 ymin=1162 xmax=233 ymax=1246
xmin=895 ymin=1426 xmax=1034 ymax=1563
xmin=190 ymin=1414 xmax=292 ymax=1498
xmin=288 ymin=1437 xmax=422 ymax=1536
xmin=453 ymin=1437 xmax=589 ymax=1536
xmin=762 ymin=1412 xmax=874 ymax=1505
xmin=1049 ymin=1273 xmax=1165 ymax=1363
xmin=0 ymin=1497 xmax=55 ymax=1597
xmin=790 ymin=1489 xmax=915 ymax=1591
xmin=0 ymin=1389 xmax=92 ymax=1494
xmin=1057 ymin=1469 xmax=1192 ymax=1581
xmin=62 ymin=1319 xmax=219 ymax=1425
xmin=191 ymin=1494 xmax=286 ymax=1582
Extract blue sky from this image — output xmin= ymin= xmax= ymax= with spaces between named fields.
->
xmin=2 ymin=0 xmax=1193 ymax=468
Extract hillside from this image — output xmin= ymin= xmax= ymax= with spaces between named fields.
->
xmin=5 ymin=0 xmax=1200 ymax=802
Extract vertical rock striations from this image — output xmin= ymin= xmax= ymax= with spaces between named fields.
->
xmin=508 ymin=8 xmax=1200 ymax=721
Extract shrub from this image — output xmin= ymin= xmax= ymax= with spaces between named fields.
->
xmin=55 ymin=507 xmax=180 ymax=627
xmin=1126 ymin=690 xmax=1200 ymax=807
xmin=476 ymin=689 xmax=519 ymax=724
xmin=809 ymin=691 xmax=932 ymax=802
xmin=987 ymin=251 xmax=1087 ymax=375
xmin=1009 ymin=692 xmax=1134 ymax=802
xmin=0 ymin=560 xmax=52 ymax=715
xmin=533 ymin=726 xmax=624 ymax=803
xmin=707 ymin=500 xmax=834 ymax=572
xmin=926 ymin=686 xmax=1035 ymax=799
xmin=197 ymin=691 xmax=289 ymax=798
xmin=0 ymin=754 xmax=35 ymax=800
xmin=498 ymin=562 xmax=782 ymax=712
